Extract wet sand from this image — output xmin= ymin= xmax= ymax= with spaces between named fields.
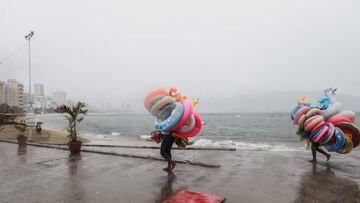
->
xmin=1 ymin=142 xmax=360 ymax=203
xmin=0 ymin=125 xmax=87 ymax=144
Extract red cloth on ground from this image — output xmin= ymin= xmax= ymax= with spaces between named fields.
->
xmin=163 ymin=190 xmax=225 ymax=203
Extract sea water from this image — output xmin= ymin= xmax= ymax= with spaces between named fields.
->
xmin=37 ymin=113 xmax=360 ymax=152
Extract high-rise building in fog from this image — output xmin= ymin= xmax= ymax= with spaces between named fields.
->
xmin=45 ymin=96 xmax=55 ymax=109
xmin=34 ymin=83 xmax=44 ymax=96
xmin=0 ymin=81 xmax=5 ymax=104
xmin=6 ymin=79 xmax=24 ymax=108
xmin=0 ymin=81 xmax=10 ymax=105
xmin=32 ymin=84 xmax=46 ymax=111
xmin=52 ymin=90 xmax=67 ymax=106
xmin=23 ymin=93 xmax=35 ymax=108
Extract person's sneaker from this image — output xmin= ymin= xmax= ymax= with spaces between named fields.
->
xmin=326 ymin=154 xmax=331 ymax=161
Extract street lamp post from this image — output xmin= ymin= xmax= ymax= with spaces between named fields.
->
xmin=25 ymin=31 xmax=34 ymax=141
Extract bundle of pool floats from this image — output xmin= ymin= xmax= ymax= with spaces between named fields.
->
xmin=144 ymin=87 xmax=202 ymax=146
xmin=290 ymin=88 xmax=360 ymax=154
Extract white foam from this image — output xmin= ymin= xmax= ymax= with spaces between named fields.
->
xmin=111 ymin=132 xmax=121 ymax=136
xmin=83 ymin=133 xmax=120 ymax=140
xmin=271 ymin=144 xmax=304 ymax=152
xmin=192 ymin=138 xmax=302 ymax=152
xmin=140 ymin=135 xmax=152 ymax=141
xmin=96 ymin=134 xmax=105 ymax=139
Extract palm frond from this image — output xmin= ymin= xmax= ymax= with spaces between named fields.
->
xmin=55 ymin=101 xmax=87 ymax=142
xmin=76 ymin=116 xmax=85 ymax=122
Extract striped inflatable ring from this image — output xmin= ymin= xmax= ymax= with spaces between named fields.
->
xmin=305 ymin=108 xmax=322 ymax=119
xmin=144 ymin=89 xmax=169 ymax=108
xmin=313 ymin=125 xmax=329 ymax=143
xmin=304 ymin=115 xmax=324 ymax=132
xmin=311 ymin=121 xmax=326 ymax=133
xmin=298 ymin=114 xmax=307 ymax=129
xmin=290 ymin=104 xmax=300 ymax=120
xmin=150 ymin=96 xmax=176 ymax=115
xmin=171 ymin=101 xmax=192 ymax=131
xmin=156 ymin=103 xmax=175 ymax=120
xmin=146 ymin=95 xmax=165 ymax=112
xmin=155 ymin=102 xmax=184 ymax=131
xmin=319 ymin=123 xmax=335 ymax=145
xmin=294 ymin=106 xmax=310 ymax=124
xmin=174 ymin=111 xmax=202 ymax=138
xmin=179 ymin=114 xmax=196 ymax=133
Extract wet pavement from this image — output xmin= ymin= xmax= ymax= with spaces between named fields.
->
xmin=1 ymin=142 xmax=360 ymax=203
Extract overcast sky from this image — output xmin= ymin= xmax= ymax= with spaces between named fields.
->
xmin=0 ymin=0 xmax=359 ymax=112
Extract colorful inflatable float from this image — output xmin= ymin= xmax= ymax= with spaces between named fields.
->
xmin=164 ymin=190 xmax=225 ymax=203
xmin=290 ymin=88 xmax=360 ymax=154
xmin=145 ymin=87 xmax=202 ymax=145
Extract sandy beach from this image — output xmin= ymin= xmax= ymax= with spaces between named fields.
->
xmin=0 ymin=124 xmax=87 ymax=144
xmin=0 ymin=141 xmax=359 ymax=203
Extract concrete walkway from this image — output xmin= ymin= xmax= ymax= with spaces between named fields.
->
xmin=1 ymin=142 xmax=360 ymax=203
xmin=0 ymin=142 xmax=223 ymax=203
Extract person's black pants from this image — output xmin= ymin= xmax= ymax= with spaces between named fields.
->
xmin=311 ymin=142 xmax=328 ymax=158
xmin=160 ymin=135 xmax=175 ymax=161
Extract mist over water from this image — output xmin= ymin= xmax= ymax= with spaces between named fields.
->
xmin=1 ymin=0 xmax=359 ymax=112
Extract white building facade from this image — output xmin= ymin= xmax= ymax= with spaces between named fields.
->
xmin=6 ymin=79 xmax=24 ymax=108
xmin=52 ymin=90 xmax=67 ymax=106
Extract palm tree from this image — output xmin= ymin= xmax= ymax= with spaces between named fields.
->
xmin=55 ymin=102 xmax=87 ymax=142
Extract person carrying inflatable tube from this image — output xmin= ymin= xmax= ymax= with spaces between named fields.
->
xmin=150 ymin=129 xmax=190 ymax=172
xmin=145 ymin=87 xmax=203 ymax=172
xmin=290 ymin=88 xmax=360 ymax=163
xmin=309 ymin=140 xmax=331 ymax=163
xmin=151 ymin=131 xmax=177 ymax=172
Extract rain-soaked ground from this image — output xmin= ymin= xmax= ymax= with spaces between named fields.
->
xmin=0 ymin=142 xmax=360 ymax=203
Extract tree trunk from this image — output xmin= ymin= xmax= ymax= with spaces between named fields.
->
xmin=73 ymin=119 xmax=77 ymax=142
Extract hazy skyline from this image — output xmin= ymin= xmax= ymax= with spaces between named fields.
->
xmin=0 ymin=0 xmax=359 ymax=112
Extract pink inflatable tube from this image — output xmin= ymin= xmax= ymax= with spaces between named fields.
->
xmin=171 ymin=101 xmax=192 ymax=131
xmin=335 ymin=111 xmax=356 ymax=122
xmin=179 ymin=114 xmax=196 ymax=133
xmin=304 ymin=115 xmax=324 ymax=132
xmin=311 ymin=121 xmax=326 ymax=133
xmin=327 ymin=116 xmax=352 ymax=126
xmin=294 ymin=106 xmax=310 ymax=124
xmin=175 ymin=112 xmax=202 ymax=138
xmin=298 ymin=115 xmax=306 ymax=129
xmin=314 ymin=125 xmax=329 ymax=143
xmin=320 ymin=123 xmax=335 ymax=145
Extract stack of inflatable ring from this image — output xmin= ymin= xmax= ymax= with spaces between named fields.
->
xmin=290 ymin=89 xmax=360 ymax=154
xmin=144 ymin=88 xmax=202 ymax=143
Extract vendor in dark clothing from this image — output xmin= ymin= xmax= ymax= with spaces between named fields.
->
xmin=160 ymin=131 xmax=176 ymax=172
xmin=152 ymin=131 xmax=176 ymax=172
xmin=309 ymin=141 xmax=331 ymax=163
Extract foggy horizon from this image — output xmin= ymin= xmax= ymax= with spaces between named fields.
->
xmin=1 ymin=0 xmax=359 ymax=112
